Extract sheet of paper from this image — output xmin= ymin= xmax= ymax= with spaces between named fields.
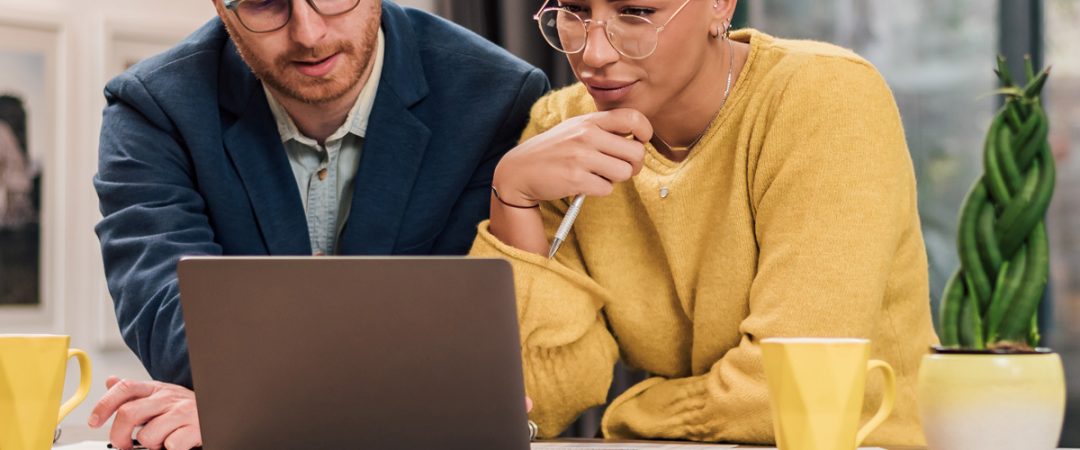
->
xmin=58 ymin=441 xmax=887 ymax=450
xmin=54 ymin=441 xmax=109 ymax=450
xmin=532 ymin=444 xmax=885 ymax=450
xmin=532 ymin=442 xmax=736 ymax=449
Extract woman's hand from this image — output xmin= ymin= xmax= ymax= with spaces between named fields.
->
xmin=492 ymin=108 xmax=653 ymax=206
xmin=488 ymin=109 xmax=652 ymax=254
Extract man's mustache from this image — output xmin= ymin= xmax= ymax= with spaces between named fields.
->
xmin=276 ymin=41 xmax=355 ymax=66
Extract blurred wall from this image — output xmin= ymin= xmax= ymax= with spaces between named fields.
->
xmin=397 ymin=0 xmax=435 ymax=10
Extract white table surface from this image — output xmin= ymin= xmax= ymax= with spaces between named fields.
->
xmin=52 ymin=427 xmax=1080 ymax=450
xmin=55 ymin=442 xmax=1080 ymax=450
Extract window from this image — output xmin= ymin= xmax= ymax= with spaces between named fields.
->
xmin=1045 ymin=0 xmax=1080 ymax=444
xmin=746 ymin=0 xmax=999 ymax=319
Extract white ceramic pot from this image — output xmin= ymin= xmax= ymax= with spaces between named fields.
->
xmin=918 ymin=350 xmax=1065 ymax=450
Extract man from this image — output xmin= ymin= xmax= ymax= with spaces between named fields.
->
xmin=89 ymin=0 xmax=548 ymax=448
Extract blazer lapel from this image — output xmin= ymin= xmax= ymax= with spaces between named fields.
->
xmin=220 ymin=45 xmax=311 ymax=255
xmin=337 ymin=87 xmax=431 ymax=255
xmin=337 ymin=1 xmax=432 ymax=255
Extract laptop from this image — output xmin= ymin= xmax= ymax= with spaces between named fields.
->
xmin=177 ymin=256 xmax=531 ymax=450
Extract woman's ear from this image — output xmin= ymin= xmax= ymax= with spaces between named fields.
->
xmin=709 ymin=0 xmax=738 ymax=38
xmin=713 ymin=0 xmax=738 ymax=19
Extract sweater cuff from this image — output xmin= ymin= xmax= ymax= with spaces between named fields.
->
xmin=470 ymin=220 xmax=599 ymax=289
xmin=601 ymin=375 xmax=719 ymax=441
xmin=470 ymin=220 xmax=552 ymax=266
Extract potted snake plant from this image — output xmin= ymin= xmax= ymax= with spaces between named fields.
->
xmin=917 ymin=56 xmax=1064 ymax=450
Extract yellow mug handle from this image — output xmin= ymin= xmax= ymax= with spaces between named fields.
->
xmin=855 ymin=359 xmax=896 ymax=446
xmin=57 ymin=349 xmax=92 ymax=423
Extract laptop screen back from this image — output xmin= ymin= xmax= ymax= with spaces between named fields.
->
xmin=178 ymin=257 xmax=529 ymax=450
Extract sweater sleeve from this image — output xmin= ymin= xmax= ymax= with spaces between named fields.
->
xmin=469 ymin=91 xmax=620 ymax=438
xmin=600 ymin=58 xmax=918 ymax=443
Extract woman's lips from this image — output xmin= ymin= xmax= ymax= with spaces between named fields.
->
xmin=585 ymin=81 xmax=637 ymax=104
xmin=293 ymin=53 xmax=340 ymax=78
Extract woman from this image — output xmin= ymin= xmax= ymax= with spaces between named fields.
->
xmin=469 ymin=0 xmax=938 ymax=445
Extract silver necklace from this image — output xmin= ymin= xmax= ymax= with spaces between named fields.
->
xmin=656 ymin=36 xmax=735 ymax=199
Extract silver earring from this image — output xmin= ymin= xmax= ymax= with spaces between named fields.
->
xmin=712 ymin=20 xmax=731 ymax=40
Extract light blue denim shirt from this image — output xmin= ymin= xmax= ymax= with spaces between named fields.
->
xmin=263 ymin=30 xmax=385 ymax=255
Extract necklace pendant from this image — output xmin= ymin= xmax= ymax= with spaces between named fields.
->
xmin=659 ymin=187 xmax=670 ymax=199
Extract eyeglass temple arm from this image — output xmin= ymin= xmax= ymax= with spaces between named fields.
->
xmin=533 ymin=0 xmax=552 ymax=20
xmin=656 ymin=0 xmax=696 ymax=32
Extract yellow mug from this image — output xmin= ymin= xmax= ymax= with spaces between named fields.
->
xmin=761 ymin=337 xmax=895 ymax=450
xmin=0 ymin=334 xmax=92 ymax=450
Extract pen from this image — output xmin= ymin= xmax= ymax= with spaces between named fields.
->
xmin=548 ymin=193 xmax=586 ymax=259
xmin=107 ymin=441 xmax=147 ymax=450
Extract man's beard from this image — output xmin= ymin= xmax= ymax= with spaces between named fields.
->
xmin=225 ymin=11 xmax=379 ymax=105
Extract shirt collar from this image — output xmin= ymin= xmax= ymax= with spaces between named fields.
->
xmin=264 ymin=28 xmax=386 ymax=146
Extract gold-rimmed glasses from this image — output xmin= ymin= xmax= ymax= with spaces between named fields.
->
xmin=533 ymin=0 xmax=695 ymax=60
xmin=223 ymin=0 xmax=363 ymax=33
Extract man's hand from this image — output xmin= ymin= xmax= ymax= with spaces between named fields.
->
xmin=87 ymin=376 xmax=202 ymax=450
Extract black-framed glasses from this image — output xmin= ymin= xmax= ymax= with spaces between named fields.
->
xmin=223 ymin=0 xmax=363 ymax=33
xmin=533 ymin=0 xmax=695 ymax=60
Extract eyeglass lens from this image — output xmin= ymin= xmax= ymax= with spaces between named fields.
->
xmin=537 ymin=9 xmax=659 ymax=59
xmin=234 ymin=0 xmax=361 ymax=33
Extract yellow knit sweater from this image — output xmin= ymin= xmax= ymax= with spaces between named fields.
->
xmin=469 ymin=29 xmax=939 ymax=446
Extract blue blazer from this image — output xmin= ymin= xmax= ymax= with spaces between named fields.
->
xmin=95 ymin=1 xmax=549 ymax=387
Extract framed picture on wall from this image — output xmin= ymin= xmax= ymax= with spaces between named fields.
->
xmin=0 ymin=12 xmax=65 ymax=329
xmin=107 ymin=21 xmax=193 ymax=76
xmin=96 ymin=19 xmax=194 ymax=349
